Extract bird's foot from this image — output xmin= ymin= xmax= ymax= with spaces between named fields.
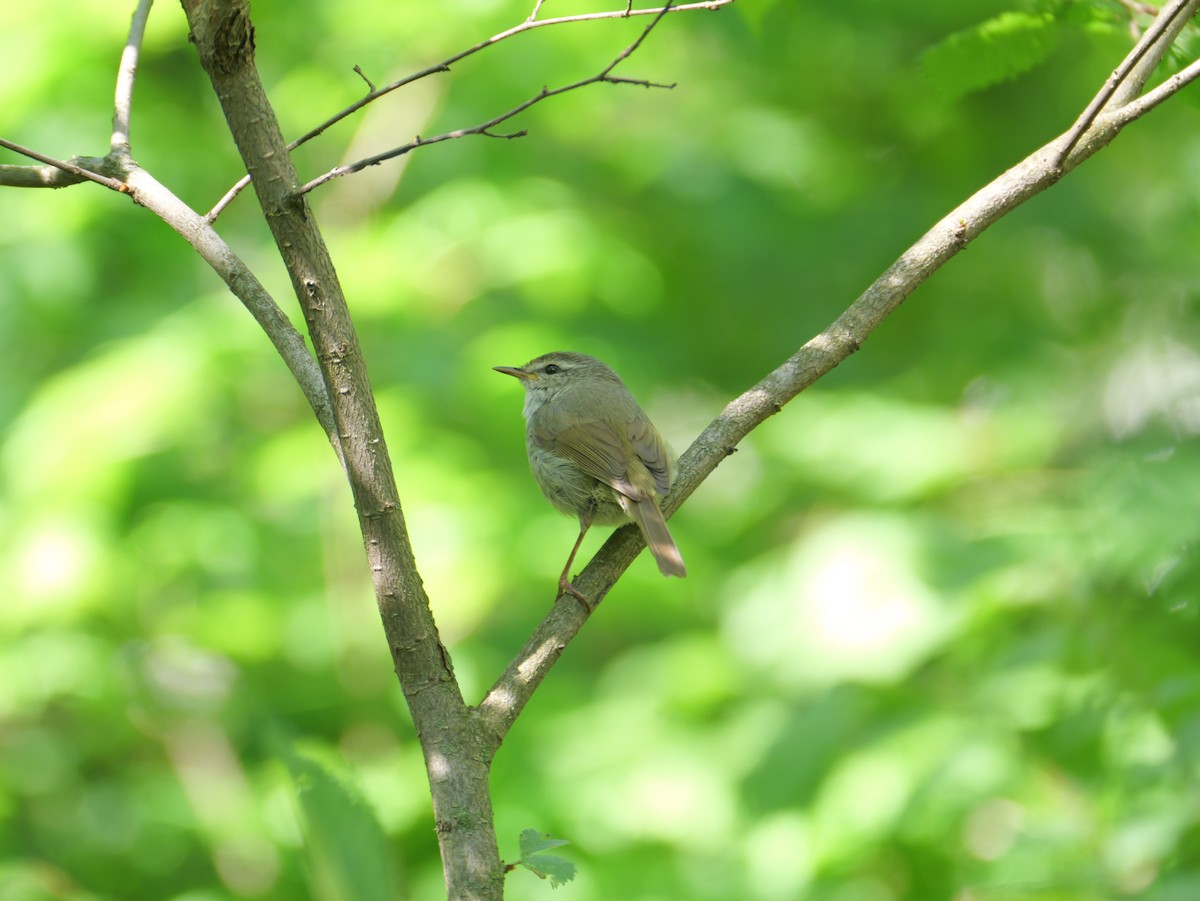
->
xmin=557 ymin=577 xmax=591 ymax=609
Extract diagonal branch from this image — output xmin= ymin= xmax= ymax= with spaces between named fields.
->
xmin=475 ymin=1 xmax=1200 ymax=747
xmin=123 ymin=164 xmax=339 ymax=444
xmin=298 ymin=5 xmax=677 ymax=196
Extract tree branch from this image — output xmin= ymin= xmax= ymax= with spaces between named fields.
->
xmin=0 ymin=140 xmax=129 ymax=191
xmin=298 ymin=4 xmax=677 ymax=196
xmin=179 ymin=2 xmax=499 ymax=897
xmin=1111 ymin=49 xmax=1200 ymax=121
xmin=1054 ymin=0 xmax=1198 ymax=168
xmin=122 ymin=165 xmax=339 ymax=444
xmin=112 ymin=0 xmax=154 ymax=152
xmin=1107 ymin=0 xmax=1197 ymax=106
xmin=205 ymin=0 xmax=730 ymax=219
xmin=294 ymin=0 xmax=722 ymax=150
xmin=475 ymin=0 xmax=1200 ymax=747
xmin=1 ymin=5 xmax=335 ymax=449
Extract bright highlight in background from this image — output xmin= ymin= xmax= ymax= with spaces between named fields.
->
xmin=723 ymin=514 xmax=951 ymax=687
xmin=11 ymin=516 xmax=99 ymax=618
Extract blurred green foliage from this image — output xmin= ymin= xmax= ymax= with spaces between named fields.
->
xmin=3 ymin=1 xmax=1200 ymax=899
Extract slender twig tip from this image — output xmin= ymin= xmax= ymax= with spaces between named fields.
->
xmin=353 ymin=65 xmax=378 ymax=93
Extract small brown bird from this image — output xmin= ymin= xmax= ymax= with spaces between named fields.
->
xmin=494 ymin=351 xmax=686 ymax=600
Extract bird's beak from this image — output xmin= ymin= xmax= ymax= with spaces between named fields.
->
xmin=493 ymin=365 xmax=534 ymax=381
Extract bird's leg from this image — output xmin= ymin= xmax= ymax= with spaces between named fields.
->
xmin=557 ymin=520 xmax=591 ymax=603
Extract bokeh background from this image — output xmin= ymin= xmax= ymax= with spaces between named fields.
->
xmin=3 ymin=1 xmax=1200 ymax=899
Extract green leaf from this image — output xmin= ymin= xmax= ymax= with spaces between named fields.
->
xmin=519 ymin=828 xmax=571 ymax=856
xmin=284 ymin=745 xmax=396 ymax=901
xmin=516 ymin=829 xmax=577 ymax=889
xmin=921 ymin=11 xmax=1062 ymax=103
xmin=522 ymin=853 xmax=576 ymax=888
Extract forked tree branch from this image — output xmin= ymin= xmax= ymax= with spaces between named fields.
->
xmin=7 ymin=1 xmax=1197 ymax=896
xmin=179 ymin=1 xmax=495 ymax=895
xmin=475 ymin=0 xmax=1200 ymax=745
xmin=304 ymin=0 xmax=723 ymax=146
xmin=1055 ymin=0 xmax=1196 ymax=167
xmin=1114 ymin=50 xmax=1200 ymax=118
xmin=298 ymin=4 xmax=677 ymax=195
xmin=205 ymin=0 xmax=728 ymax=218
xmin=176 ymin=3 xmax=732 ymax=895
xmin=0 ymin=0 xmax=337 ymax=446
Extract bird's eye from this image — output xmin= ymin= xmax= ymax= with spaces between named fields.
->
xmin=544 ymin=364 xmax=561 ymax=374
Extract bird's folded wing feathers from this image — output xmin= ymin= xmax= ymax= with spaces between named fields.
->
xmin=628 ymin=411 xmax=673 ymax=495
xmin=540 ymin=421 xmax=669 ymax=504
xmin=548 ymin=423 xmax=645 ymax=497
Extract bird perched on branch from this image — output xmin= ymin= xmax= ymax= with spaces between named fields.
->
xmin=495 ymin=351 xmax=686 ymax=600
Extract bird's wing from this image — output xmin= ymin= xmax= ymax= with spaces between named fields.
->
xmin=533 ymin=408 xmax=670 ymax=502
xmin=627 ymin=408 xmax=673 ymax=496
xmin=546 ymin=421 xmax=651 ymax=499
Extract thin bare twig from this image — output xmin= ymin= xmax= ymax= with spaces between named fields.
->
xmin=204 ymin=0 xmax=731 ymax=219
xmin=297 ymin=4 xmax=678 ymax=196
xmin=206 ymin=177 xmax=247 ymax=223
xmin=302 ymin=0 xmax=720 ymax=147
xmin=0 ymin=139 xmax=129 ymax=192
xmin=602 ymin=0 xmax=673 ymax=76
xmin=352 ymin=64 xmax=377 ymax=93
xmin=112 ymin=0 xmax=154 ymax=152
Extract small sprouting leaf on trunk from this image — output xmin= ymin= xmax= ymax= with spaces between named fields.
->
xmin=516 ymin=829 xmax=576 ymax=888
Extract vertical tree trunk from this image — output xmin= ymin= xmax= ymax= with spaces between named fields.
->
xmin=178 ymin=1 xmax=504 ymax=896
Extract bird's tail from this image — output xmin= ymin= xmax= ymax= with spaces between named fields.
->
xmin=628 ymin=499 xmax=687 ymax=578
